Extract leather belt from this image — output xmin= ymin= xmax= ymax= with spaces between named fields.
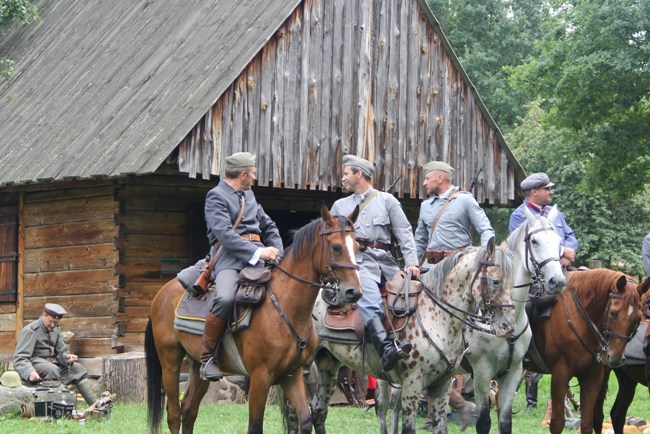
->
xmin=357 ymin=238 xmax=391 ymax=251
xmin=213 ymin=233 xmax=261 ymax=246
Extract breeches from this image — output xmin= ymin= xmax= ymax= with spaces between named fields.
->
xmin=358 ymin=277 xmax=383 ymax=323
xmin=31 ymin=357 xmax=88 ymax=384
xmin=209 ymin=269 xmax=239 ymax=320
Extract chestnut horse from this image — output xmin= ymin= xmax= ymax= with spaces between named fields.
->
xmin=595 ymin=289 xmax=650 ymax=434
xmin=145 ymin=205 xmax=363 ymax=434
xmin=528 ymin=270 xmax=646 ymax=434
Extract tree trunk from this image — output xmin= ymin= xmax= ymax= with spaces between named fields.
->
xmin=101 ymin=352 xmax=146 ymax=403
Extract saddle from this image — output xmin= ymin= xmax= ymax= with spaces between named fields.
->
xmin=174 ymin=264 xmax=272 ymax=336
xmin=322 ymin=270 xmax=423 ymax=341
xmin=525 ymin=291 xmax=558 ymax=328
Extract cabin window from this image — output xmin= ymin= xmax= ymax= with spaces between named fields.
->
xmin=0 ymin=206 xmax=18 ymax=303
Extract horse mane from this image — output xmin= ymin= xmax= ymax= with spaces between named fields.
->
xmin=286 ymin=215 xmax=354 ymax=259
xmin=567 ymin=269 xmax=637 ymax=308
xmin=420 ymin=245 xmax=514 ymax=295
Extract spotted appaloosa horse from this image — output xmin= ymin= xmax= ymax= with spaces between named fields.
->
xmin=298 ymin=239 xmax=515 ymax=434
xmin=145 ymin=205 xmax=362 ymax=434
xmin=459 ymin=205 xmax=567 ymax=433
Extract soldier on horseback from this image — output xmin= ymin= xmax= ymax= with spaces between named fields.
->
xmin=330 ymin=155 xmax=420 ymax=372
xmin=199 ymin=152 xmax=284 ymax=382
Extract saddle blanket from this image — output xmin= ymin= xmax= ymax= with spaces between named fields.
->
xmin=624 ymin=321 xmax=648 ymax=365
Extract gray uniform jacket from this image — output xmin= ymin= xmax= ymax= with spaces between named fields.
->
xmin=331 ymin=190 xmax=418 ymax=283
xmin=414 ymin=185 xmax=495 ymax=261
xmin=643 ymin=233 xmax=650 ymax=277
xmin=205 ymin=180 xmax=283 ymax=276
xmin=14 ymin=317 xmax=70 ymax=381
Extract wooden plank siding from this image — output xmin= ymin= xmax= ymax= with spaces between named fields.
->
xmin=177 ymin=0 xmax=518 ymax=206
xmin=9 ymin=185 xmax=119 ymax=356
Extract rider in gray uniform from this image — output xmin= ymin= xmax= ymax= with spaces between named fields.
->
xmin=199 ymin=152 xmax=283 ymax=381
xmin=330 ymin=155 xmax=420 ymax=372
xmin=13 ymin=303 xmax=96 ymax=405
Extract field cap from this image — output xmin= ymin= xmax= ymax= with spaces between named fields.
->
xmin=44 ymin=303 xmax=67 ymax=319
xmin=226 ymin=152 xmax=256 ymax=169
xmin=423 ymin=161 xmax=454 ymax=176
xmin=342 ymin=155 xmax=375 ymax=177
xmin=521 ymin=172 xmax=554 ymax=191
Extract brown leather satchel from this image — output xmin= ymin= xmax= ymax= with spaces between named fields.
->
xmin=425 ymin=248 xmax=447 ymax=264
xmin=383 ymin=270 xmax=423 ymax=317
xmin=235 ymin=265 xmax=272 ymax=306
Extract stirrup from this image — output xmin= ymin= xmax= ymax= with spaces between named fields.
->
xmin=394 ymin=340 xmax=412 ymax=359
xmin=200 ymin=356 xmax=223 ymax=382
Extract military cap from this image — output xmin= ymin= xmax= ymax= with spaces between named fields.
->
xmin=423 ymin=161 xmax=454 ymax=176
xmin=0 ymin=370 xmax=21 ymax=388
xmin=520 ymin=172 xmax=554 ymax=191
xmin=342 ymin=155 xmax=375 ymax=177
xmin=44 ymin=303 xmax=67 ymax=319
xmin=225 ymin=152 xmax=256 ymax=169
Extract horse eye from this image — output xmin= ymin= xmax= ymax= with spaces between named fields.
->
xmin=332 ymin=245 xmax=342 ymax=254
xmin=492 ymin=279 xmax=501 ymax=287
xmin=530 ymin=237 xmax=538 ymax=245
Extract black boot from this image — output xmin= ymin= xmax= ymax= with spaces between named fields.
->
xmin=199 ymin=313 xmax=228 ymax=382
xmin=525 ymin=371 xmax=541 ymax=410
xmin=367 ymin=315 xmax=412 ymax=372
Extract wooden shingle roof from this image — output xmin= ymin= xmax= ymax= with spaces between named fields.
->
xmin=0 ymin=0 xmax=300 ymax=186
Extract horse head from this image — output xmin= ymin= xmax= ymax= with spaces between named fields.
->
xmin=471 ymin=237 xmax=516 ymax=337
xmin=508 ymin=205 xmax=566 ymax=295
xmin=602 ymin=275 xmax=649 ymax=368
xmin=317 ymin=204 xmax=363 ymax=304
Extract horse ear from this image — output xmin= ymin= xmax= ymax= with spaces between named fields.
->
xmin=614 ymin=275 xmax=627 ymax=293
xmin=487 ymin=236 xmax=495 ymax=259
xmin=546 ymin=205 xmax=559 ymax=223
xmin=524 ymin=204 xmax=536 ymax=224
xmin=348 ymin=205 xmax=360 ymax=223
xmin=639 ymin=276 xmax=650 ymax=296
xmin=320 ymin=203 xmax=335 ymax=224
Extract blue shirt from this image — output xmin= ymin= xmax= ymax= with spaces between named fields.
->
xmin=509 ymin=200 xmax=579 ymax=250
xmin=642 ymin=233 xmax=650 ymax=277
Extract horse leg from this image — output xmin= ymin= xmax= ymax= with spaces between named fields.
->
xmin=495 ymin=364 xmax=523 ymax=434
xmin=310 ymin=352 xmax=341 ymax=434
xmin=373 ymin=379 xmax=390 ymax=434
xmin=158 ymin=347 xmax=185 ymax=434
xmin=181 ymin=360 xmax=210 ymax=434
xmin=577 ymin=367 xmax=604 ymax=434
xmin=279 ymin=367 xmax=313 ymax=434
xmin=472 ymin=367 xmax=494 ymax=434
xmin=593 ymin=368 xmax=610 ymax=434
xmin=424 ymin=377 xmax=452 ymax=434
xmin=247 ymin=371 xmax=273 ymax=434
xmin=549 ymin=369 xmax=569 ymax=434
xmin=610 ymin=368 xmax=637 ymax=434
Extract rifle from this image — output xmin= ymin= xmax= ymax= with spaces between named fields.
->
xmin=468 ymin=167 xmax=482 ymax=194
xmin=192 ymin=194 xmax=246 ymax=294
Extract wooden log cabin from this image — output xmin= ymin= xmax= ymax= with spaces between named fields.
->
xmin=0 ymin=0 xmax=525 ymax=366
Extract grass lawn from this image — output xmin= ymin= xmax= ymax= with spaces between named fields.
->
xmin=0 ymin=374 xmax=647 ymax=433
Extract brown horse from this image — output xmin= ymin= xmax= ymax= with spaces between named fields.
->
xmin=528 ymin=269 xmax=647 ymax=434
xmin=145 ymin=205 xmax=363 ymax=434
xmin=595 ymin=290 xmax=650 ymax=434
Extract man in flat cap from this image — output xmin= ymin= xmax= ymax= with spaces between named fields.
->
xmin=509 ymin=172 xmax=578 ymax=411
xmin=330 ymin=154 xmax=420 ymax=372
xmin=415 ymin=161 xmax=494 ymax=267
xmin=199 ymin=152 xmax=283 ymax=381
xmin=13 ymin=303 xmax=97 ymax=405
xmin=414 ymin=161 xmax=493 ymax=429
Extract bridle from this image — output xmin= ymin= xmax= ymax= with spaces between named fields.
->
xmin=266 ymin=217 xmax=360 ymax=382
xmin=562 ymin=278 xmax=639 ymax=365
xmin=514 ymin=223 xmax=561 ymax=296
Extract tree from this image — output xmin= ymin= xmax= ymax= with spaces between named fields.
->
xmin=0 ymin=0 xmax=38 ymax=78
xmin=510 ymin=0 xmax=650 ymax=200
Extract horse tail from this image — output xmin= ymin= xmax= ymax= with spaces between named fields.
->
xmin=145 ymin=318 xmax=164 ymax=434
xmin=275 ymin=384 xmax=293 ymax=432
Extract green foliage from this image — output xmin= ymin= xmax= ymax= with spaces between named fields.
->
xmin=0 ymin=0 xmax=38 ymax=78
xmin=510 ymin=0 xmax=650 ymax=200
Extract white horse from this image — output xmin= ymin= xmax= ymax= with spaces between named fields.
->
xmin=460 ymin=205 xmax=566 ymax=433
xmin=298 ymin=240 xmax=515 ymax=434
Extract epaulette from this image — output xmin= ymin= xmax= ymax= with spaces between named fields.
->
xmin=458 ymin=190 xmax=472 ymax=195
xmin=28 ymin=321 xmax=40 ymax=331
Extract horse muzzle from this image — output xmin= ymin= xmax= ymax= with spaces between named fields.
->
xmin=492 ymin=312 xmax=515 ymax=337
xmin=343 ymin=287 xmax=362 ymax=303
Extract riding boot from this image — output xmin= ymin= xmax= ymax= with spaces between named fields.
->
xmin=199 ymin=312 xmax=228 ymax=382
xmin=76 ymin=378 xmax=97 ymax=406
xmin=525 ymin=372 xmax=541 ymax=410
xmin=366 ymin=315 xmax=412 ymax=372
xmin=449 ymin=389 xmax=476 ymax=430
